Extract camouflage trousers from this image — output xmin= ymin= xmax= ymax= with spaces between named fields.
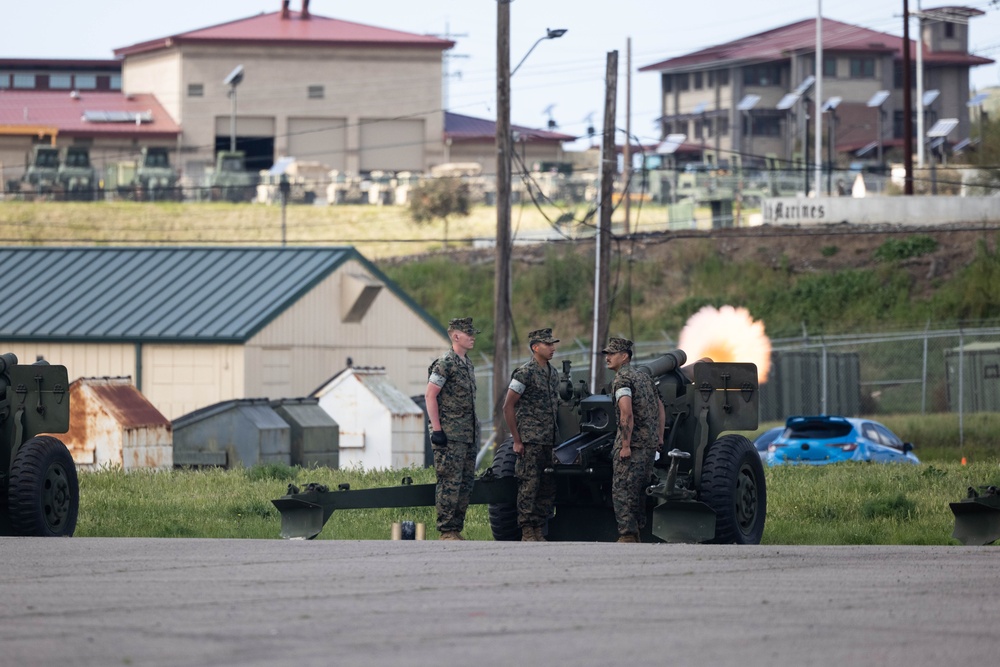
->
xmin=515 ymin=443 xmax=556 ymax=528
xmin=433 ymin=439 xmax=477 ymax=533
xmin=611 ymin=445 xmax=656 ymax=536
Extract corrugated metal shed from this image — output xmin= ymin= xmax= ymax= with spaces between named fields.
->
xmin=60 ymin=376 xmax=172 ymax=470
xmin=172 ymin=398 xmax=290 ymax=468
xmin=271 ymin=397 xmax=340 ymax=469
xmin=0 ymin=247 xmax=444 ymax=343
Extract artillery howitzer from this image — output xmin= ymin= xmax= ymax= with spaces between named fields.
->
xmin=950 ymin=485 xmax=1000 ymax=545
xmin=0 ymin=353 xmax=78 ymax=537
xmin=273 ymin=349 xmax=766 ymax=543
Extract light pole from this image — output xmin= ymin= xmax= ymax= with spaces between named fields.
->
xmin=822 ymin=96 xmax=841 ymax=194
xmin=866 ymin=89 xmax=890 ymax=172
xmin=511 ymin=28 xmax=567 ymax=75
xmin=493 ymin=6 xmax=566 ymax=440
xmin=224 ymin=65 xmax=245 ymax=153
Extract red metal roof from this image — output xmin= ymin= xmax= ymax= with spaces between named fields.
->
xmin=115 ymin=10 xmax=453 ymax=57
xmin=0 ymin=90 xmax=180 ymax=139
xmin=640 ymin=17 xmax=992 ymax=72
xmin=445 ymin=112 xmax=575 ymax=143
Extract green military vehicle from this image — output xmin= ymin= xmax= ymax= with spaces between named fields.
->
xmin=0 ymin=353 xmax=78 ymax=537
xmin=21 ymin=145 xmax=61 ymax=195
xmin=58 ymin=146 xmax=98 ymax=201
xmin=210 ymin=150 xmax=257 ymax=202
xmin=135 ymin=147 xmax=180 ymax=201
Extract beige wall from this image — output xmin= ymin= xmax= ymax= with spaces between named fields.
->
xmin=124 ymin=44 xmax=446 ymax=175
xmin=141 ymin=344 xmax=245 ymax=420
xmin=0 ymin=342 xmax=136 ymax=380
xmin=247 ymin=258 xmax=447 ymax=397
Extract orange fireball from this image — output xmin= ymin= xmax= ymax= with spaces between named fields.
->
xmin=678 ymin=305 xmax=772 ymax=382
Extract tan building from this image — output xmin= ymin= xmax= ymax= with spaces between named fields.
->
xmin=115 ymin=2 xmax=454 ymax=182
xmin=640 ymin=8 xmax=993 ymax=169
xmin=0 ymin=247 xmax=447 ymax=420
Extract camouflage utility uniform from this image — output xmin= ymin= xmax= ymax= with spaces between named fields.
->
xmin=428 ymin=349 xmax=478 ymax=534
xmin=509 ymin=357 xmax=560 ymax=530
xmin=610 ymin=362 xmax=660 ymax=537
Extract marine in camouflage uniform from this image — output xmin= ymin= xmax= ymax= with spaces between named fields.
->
xmin=502 ymin=328 xmax=560 ymax=542
xmin=426 ymin=317 xmax=480 ymax=539
xmin=603 ymin=337 xmax=665 ymax=543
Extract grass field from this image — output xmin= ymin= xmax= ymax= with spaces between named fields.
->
xmin=76 ymin=455 xmax=1000 ymax=545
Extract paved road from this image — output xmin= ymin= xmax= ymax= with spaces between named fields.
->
xmin=2 ymin=538 xmax=995 ymax=667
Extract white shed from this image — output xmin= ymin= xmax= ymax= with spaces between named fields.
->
xmin=312 ymin=366 xmax=425 ymax=471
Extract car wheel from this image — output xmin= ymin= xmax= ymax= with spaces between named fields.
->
xmin=487 ymin=437 xmax=521 ymax=541
xmin=700 ymin=434 xmax=766 ymax=544
xmin=8 ymin=436 xmax=79 ymax=537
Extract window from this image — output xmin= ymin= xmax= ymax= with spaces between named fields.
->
xmin=0 ymin=72 xmax=10 ymax=89
xmin=109 ymin=75 xmax=121 ymax=91
xmin=308 ymin=85 xmax=324 ymax=99
xmin=743 ymin=65 xmax=782 ymax=86
xmin=13 ymin=73 xmax=35 ymax=89
xmin=750 ymin=111 xmax=783 ymax=137
xmin=849 ymin=58 xmax=875 ymax=79
xmin=49 ymin=74 xmax=72 ymax=89
xmin=944 ymin=22 xmax=955 ymax=39
xmin=676 ymin=73 xmax=689 ymax=91
xmin=717 ymin=117 xmax=729 ymax=136
xmin=693 ymin=72 xmax=703 ymax=90
xmin=188 ymin=83 xmax=204 ymax=97
xmin=824 ymin=57 xmax=837 ymax=78
xmin=662 ymin=74 xmax=672 ymax=93
xmin=717 ymin=69 xmax=729 ymax=86
xmin=75 ymin=74 xmax=96 ymax=89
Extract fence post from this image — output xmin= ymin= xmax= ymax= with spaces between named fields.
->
xmin=958 ymin=329 xmax=964 ymax=447
xmin=921 ymin=326 xmax=929 ymax=414
xmin=821 ymin=339 xmax=828 ymax=415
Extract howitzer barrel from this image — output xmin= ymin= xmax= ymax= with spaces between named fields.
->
xmin=638 ymin=350 xmax=687 ymax=379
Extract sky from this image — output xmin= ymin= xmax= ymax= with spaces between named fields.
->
xmin=3 ymin=0 xmax=999 ymax=150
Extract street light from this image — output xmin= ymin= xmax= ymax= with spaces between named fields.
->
xmin=866 ymin=89 xmax=890 ymax=170
xmin=224 ymin=65 xmax=245 ymax=153
xmin=511 ymin=28 xmax=567 ymax=75
xmin=737 ymin=94 xmax=761 ymax=168
xmin=821 ymin=96 xmax=841 ymax=194
xmin=493 ymin=12 xmax=567 ymax=441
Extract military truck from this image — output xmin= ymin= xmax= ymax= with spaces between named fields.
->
xmin=135 ymin=147 xmax=180 ymax=201
xmin=0 ymin=353 xmax=78 ymax=537
xmin=58 ymin=146 xmax=98 ymax=201
xmin=273 ymin=350 xmax=767 ymax=544
xmin=20 ymin=145 xmax=61 ymax=195
xmin=209 ymin=150 xmax=257 ymax=202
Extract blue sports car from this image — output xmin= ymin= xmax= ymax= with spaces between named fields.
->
xmin=765 ymin=415 xmax=919 ymax=466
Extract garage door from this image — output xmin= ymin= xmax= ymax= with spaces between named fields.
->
xmin=287 ymin=117 xmax=347 ymax=171
xmin=359 ymin=118 xmax=424 ymax=172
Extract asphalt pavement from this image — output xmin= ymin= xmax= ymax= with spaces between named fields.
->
xmin=2 ymin=538 xmax=996 ymax=667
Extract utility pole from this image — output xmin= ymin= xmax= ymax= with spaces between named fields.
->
xmin=623 ymin=38 xmax=632 ymax=235
xmin=493 ymin=1 xmax=512 ymax=439
xmin=902 ymin=0 xmax=915 ymax=195
xmin=814 ymin=2 xmax=824 ymax=198
xmin=590 ymin=50 xmax=618 ymax=392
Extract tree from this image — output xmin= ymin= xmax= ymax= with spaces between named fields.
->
xmin=408 ymin=177 xmax=471 ymax=247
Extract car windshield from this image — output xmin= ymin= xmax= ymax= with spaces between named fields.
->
xmin=786 ymin=421 xmax=852 ymax=439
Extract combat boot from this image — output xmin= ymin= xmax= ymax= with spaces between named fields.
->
xmin=616 ymin=533 xmax=638 ymax=543
xmin=534 ymin=526 xmax=547 ymax=542
xmin=439 ymin=531 xmax=462 ymax=541
xmin=521 ymin=526 xmax=539 ymax=542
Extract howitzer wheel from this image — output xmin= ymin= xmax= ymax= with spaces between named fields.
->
xmin=700 ymin=434 xmax=766 ymax=544
xmin=8 ymin=436 xmax=79 ymax=537
xmin=488 ymin=437 xmax=521 ymax=541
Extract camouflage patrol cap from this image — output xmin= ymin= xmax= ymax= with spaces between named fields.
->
xmin=448 ymin=317 xmax=481 ymax=335
xmin=601 ymin=337 xmax=633 ymax=354
xmin=528 ymin=328 xmax=559 ymax=345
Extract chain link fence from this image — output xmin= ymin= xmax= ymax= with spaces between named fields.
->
xmin=473 ymin=326 xmax=1000 ymax=442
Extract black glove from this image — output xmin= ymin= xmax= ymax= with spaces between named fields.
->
xmin=431 ymin=430 xmax=448 ymax=446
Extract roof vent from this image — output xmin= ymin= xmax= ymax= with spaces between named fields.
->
xmin=70 ymin=90 xmax=80 ymax=100
xmin=301 ymin=0 xmax=310 ymax=19
xmin=281 ymin=0 xmax=290 ymax=19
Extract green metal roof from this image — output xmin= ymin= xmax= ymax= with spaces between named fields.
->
xmin=0 ymin=246 xmax=446 ymax=343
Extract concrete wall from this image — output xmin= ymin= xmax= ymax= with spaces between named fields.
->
xmin=762 ymin=196 xmax=1000 ymax=225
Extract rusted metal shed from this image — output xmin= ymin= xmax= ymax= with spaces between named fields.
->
xmin=311 ymin=366 xmax=425 ymax=470
xmin=60 ymin=376 xmax=172 ymax=470
xmin=172 ymin=398 xmax=290 ymax=468
xmin=271 ymin=397 xmax=340 ymax=468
